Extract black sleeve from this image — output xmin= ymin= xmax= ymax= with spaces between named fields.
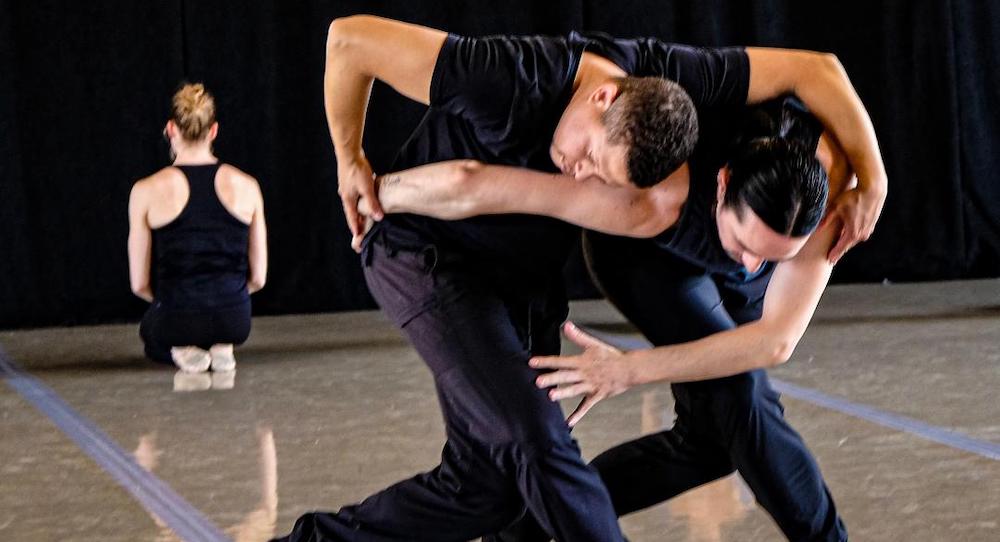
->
xmin=628 ymin=39 xmax=750 ymax=109
xmin=429 ymin=34 xmax=577 ymax=130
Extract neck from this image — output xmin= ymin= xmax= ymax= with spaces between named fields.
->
xmin=172 ymin=144 xmax=217 ymax=165
xmin=572 ymin=52 xmax=627 ymax=96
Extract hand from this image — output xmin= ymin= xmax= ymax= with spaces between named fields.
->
xmin=821 ymin=182 xmax=885 ymax=264
xmin=350 ymin=215 xmax=376 ymax=253
xmin=530 ymin=322 xmax=634 ymax=427
xmin=337 ymin=155 xmax=384 ymax=239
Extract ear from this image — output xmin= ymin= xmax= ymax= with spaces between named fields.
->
xmin=588 ymin=81 xmax=621 ymax=112
xmin=208 ymin=122 xmax=219 ymax=142
xmin=163 ymin=120 xmax=175 ymax=139
xmin=716 ymin=166 xmax=730 ymax=203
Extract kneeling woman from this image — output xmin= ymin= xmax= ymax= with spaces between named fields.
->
xmin=128 ymin=83 xmax=267 ymax=372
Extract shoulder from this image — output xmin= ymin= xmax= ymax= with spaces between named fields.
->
xmin=218 ymin=164 xmax=263 ymax=200
xmin=131 ymin=167 xmax=183 ymax=199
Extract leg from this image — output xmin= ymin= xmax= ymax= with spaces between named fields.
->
xmin=276 ymin=238 xmax=622 ymax=541
xmin=589 ymin=232 xmax=846 ymax=541
xmin=139 ymin=302 xmax=173 ymax=364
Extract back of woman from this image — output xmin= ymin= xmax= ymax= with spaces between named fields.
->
xmin=128 ymin=83 xmax=267 ymax=374
xmin=153 ymin=163 xmax=250 ymax=310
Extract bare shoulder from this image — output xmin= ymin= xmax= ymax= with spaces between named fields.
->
xmin=132 ymin=167 xmax=184 ymax=198
xmin=218 ymin=164 xmax=261 ymax=190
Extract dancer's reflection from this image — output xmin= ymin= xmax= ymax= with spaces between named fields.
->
xmin=133 ymin=426 xmax=277 ymax=541
xmin=641 ymin=390 xmax=755 ymax=542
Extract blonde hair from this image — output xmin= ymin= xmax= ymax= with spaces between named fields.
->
xmin=170 ymin=83 xmax=216 ymax=141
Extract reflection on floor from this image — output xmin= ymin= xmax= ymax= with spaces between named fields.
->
xmin=1 ymin=279 xmax=998 ymax=541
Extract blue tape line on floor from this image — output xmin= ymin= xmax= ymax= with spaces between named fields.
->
xmin=582 ymin=327 xmax=1000 ymax=461
xmin=0 ymin=346 xmax=231 ymax=542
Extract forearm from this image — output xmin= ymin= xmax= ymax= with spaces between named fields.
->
xmin=748 ymin=49 xmax=886 ymax=195
xmin=625 ymin=321 xmax=790 ymax=385
xmin=790 ymin=55 xmax=886 ymax=194
xmin=376 ymin=161 xmax=672 ymax=237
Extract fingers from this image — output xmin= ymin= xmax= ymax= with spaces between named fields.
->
xmin=359 ymin=177 xmax=385 ymax=220
xmin=351 ymin=234 xmax=364 ymax=253
xmin=827 ymin=226 xmax=854 ymax=264
xmin=567 ymin=395 xmax=601 ymax=427
xmin=529 ymin=355 xmax=580 ymax=370
xmin=535 ymin=369 xmax=582 ymax=388
xmin=341 ymin=194 xmax=362 ymax=238
xmin=562 ymin=321 xmax=617 ymax=352
xmin=549 ymin=383 xmax=591 ymax=401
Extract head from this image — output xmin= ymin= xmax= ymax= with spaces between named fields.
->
xmin=164 ymin=83 xmax=218 ymax=158
xmin=551 ymin=76 xmax=698 ymax=188
xmin=715 ymin=137 xmax=828 ymax=272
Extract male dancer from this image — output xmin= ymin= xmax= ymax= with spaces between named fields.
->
xmin=276 ymin=14 xmax=883 ymax=541
xmin=367 ymin=96 xmax=868 ymax=542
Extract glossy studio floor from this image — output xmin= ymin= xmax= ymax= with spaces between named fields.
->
xmin=2 ymin=279 xmax=998 ymax=542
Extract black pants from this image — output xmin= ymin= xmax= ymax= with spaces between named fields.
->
xmin=274 ymin=231 xmax=623 ymax=541
xmin=493 ymin=232 xmax=847 ymax=542
xmin=139 ymin=299 xmax=252 ymax=364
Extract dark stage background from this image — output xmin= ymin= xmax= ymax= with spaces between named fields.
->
xmin=1 ymin=1 xmax=998 ymax=329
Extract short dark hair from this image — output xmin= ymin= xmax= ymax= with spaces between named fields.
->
xmin=723 ymin=137 xmax=828 ymax=237
xmin=602 ymin=77 xmax=698 ymax=188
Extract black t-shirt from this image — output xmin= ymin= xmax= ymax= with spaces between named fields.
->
xmin=380 ymin=32 xmax=750 ymax=281
xmin=653 ymin=95 xmax=824 ymax=282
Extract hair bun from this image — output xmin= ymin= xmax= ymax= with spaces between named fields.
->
xmin=171 ymin=82 xmax=216 ymax=141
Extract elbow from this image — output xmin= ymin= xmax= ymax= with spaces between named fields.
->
xmin=816 ymin=51 xmax=847 ymax=78
xmin=447 ymin=160 xmax=485 ymax=217
xmin=248 ymin=272 xmax=267 ymax=293
xmin=327 ymin=16 xmax=368 ymax=53
xmin=768 ymin=337 xmax=799 ymax=367
xmin=130 ymin=282 xmax=151 ymax=299
xmin=450 ymin=160 xmax=483 ymax=185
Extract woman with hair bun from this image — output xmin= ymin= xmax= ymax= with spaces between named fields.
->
xmin=128 ymin=83 xmax=267 ymax=373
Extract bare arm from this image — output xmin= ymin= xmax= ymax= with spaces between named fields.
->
xmin=372 ymin=160 xmax=681 ymax=238
xmin=747 ymin=47 xmax=886 ymax=262
xmin=127 ymin=182 xmax=154 ymax=302
xmin=533 ymin=135 xmax=855 ymax=425
xmin=247 ymin=181 xmax=268 ymax=294
xmin=325 ymin=15 xmax=447 ymax=237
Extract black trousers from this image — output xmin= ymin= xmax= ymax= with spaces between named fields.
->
xmin=273 ymin=231 xmax=623 ymax=542
xmin=493 ymin=232 xmax=847 ymax=542
xmin=139 ymin=299 xmax=251 ymax=364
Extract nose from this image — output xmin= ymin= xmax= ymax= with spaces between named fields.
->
xmin=742 ymin=254 xmax=764 ymax=274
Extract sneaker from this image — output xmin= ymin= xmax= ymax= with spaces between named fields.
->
xmin=171 ymin=346 xmax=211 ymax=373
xmin=209 ymin=344 xmax=236 ymax=372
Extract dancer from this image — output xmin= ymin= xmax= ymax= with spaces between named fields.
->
xmin=128 ymin=83 xmax=267 ymax=373
xmin=277 ymin=14 xmax=882 ymax=541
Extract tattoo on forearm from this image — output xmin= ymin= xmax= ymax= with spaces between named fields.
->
xmin=380 ymin=174 xmax=402 ymax=191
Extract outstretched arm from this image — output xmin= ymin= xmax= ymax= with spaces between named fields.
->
xmin=325 ymin=15 xmax=447 ymax=239
xmin=370 ymin=160 xmax=682 ymax=237
xmin=533 ymin=133 xmax=854 ymax=426
xmin=746 ymin=47 xmax=886 ymax=262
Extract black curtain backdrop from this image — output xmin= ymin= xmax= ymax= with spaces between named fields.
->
xmin=1 ymin=0 xmax=997 ymax=329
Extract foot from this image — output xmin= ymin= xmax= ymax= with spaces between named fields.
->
xmin=171 ymin=346 xmax=211 ymax=373
xmin=209 ymin=344 xmax=236 ymax=372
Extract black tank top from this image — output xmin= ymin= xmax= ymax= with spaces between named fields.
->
xmin=653 ymin=96 xmax=824 ymax=282
xmin=152 ymin=163 xmax=250 ymax=310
